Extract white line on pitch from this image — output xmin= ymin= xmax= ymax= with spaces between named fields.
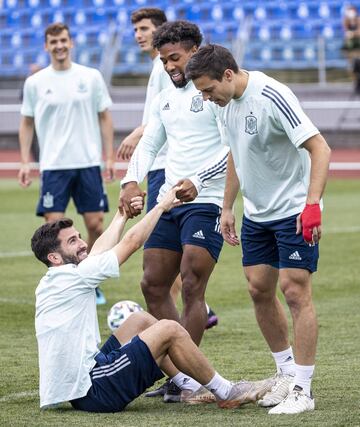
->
xmin=0 ymin=390 xmax=38 ymax=403
xmin=0 ymin=297 xmax=34 ymax=305
xmin=0 ymin=251 xmax=32 ymax=258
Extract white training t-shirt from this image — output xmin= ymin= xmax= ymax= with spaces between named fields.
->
xmin=219 ymin=71 xmax=319 ymax=222
xmin=122 ymin=80 xmax=229 ymax=208
xmin=142 ymin=55 xmax=172 ymax=172
xmin=21 ymin=63 xmax=112 ymax=172
xmin=35 ymin=250 xmax=119 ymax=408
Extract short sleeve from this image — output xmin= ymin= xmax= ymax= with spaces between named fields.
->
xmin=20 ymin=77 xmax=35 ymax=117
xmin=94 ymin=70 xmax=112 ymax=113
xmin=77 ymin=250 xmax=119 ymax=288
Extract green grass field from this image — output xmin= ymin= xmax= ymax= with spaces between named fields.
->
xmin=0 ymin=178 xmax=359 ymax=427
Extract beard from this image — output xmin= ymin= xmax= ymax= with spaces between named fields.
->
xmin=170 ymin=72 xmax=188 ymax=88
xmin=58 ymin=249 xmax=85 ymax=265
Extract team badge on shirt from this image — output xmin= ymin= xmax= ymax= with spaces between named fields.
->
xmin=245 ymin=113 xmax=258 ymax=135
xmin=190 ymin=95 xmax=203 ymax=113
xmin=77 ymin=81 xmax=88 ymax=93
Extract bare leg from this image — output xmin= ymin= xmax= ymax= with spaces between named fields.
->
xmin=180 ymin=245 xmax=216 ymax=345
xmin=141 ymin=248 xmax=182 ymax=322
xmin=83 ymin=211 xmax=104 ymax=251
xmin=44 ymin=212 xmax=65 ymax=223
xmin=139 ymin=319 xmax=215 ymax=385
xmin=170 ymin=274 xmax=182 ymax=305
xmin=279 ymin=268 xmax=318 ymax=365
xmin=245 ymin=264 xmax=290 ymax=352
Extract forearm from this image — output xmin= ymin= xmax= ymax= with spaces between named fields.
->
xmin=19 ymin=117 xmax=34 ymax=163
xmin=89 ymin=211 xmax=127 ymax=256
xmin=223 ymin=152 xmax=240 ymax=210
xmin=99 ymin=110 xmax=114 ymax=161
xmin=304 ymin=135 xmax=331 ymax=204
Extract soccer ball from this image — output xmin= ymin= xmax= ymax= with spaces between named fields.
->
xmin=107 ymin=300 xmax=144 ymax=331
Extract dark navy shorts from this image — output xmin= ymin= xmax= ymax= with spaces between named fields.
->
xmin=70 ymin=335 xmax=164 ymax=413
xmin=147 ymin=169 xmax=165 ymax=212
xmin=144 ymin=203 xmax=223 ymax=262
xmin=241 ymin=214 xmax=319 ymax=273
xmin=37 ymin=166 xmax=109 ymax=216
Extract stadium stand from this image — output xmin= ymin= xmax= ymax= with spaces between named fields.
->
xmin=0 ymin=0 xmax=356 ymax=77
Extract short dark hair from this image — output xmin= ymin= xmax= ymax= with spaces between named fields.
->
xmin=131 ymin=8 xmax=167 ymax=28
xmin=44 ymin=22 xmax=71 ymax=42
xmin=186 ymin=44 xmax=239 ymax=81
xmin=31 ymin=218 xmax=73 ymax=267
xmin=153 ymin=20 xmax=203 ymax=51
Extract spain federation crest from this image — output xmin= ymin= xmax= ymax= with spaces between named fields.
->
xmin=245 ymin=114 xmax=258 ymax=135
xmin=190 ymin=95 xmax=203 ymax=113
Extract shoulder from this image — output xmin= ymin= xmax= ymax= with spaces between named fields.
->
xmin=73 ymin=63 xmax=103 ymax=80
xmin=25 ymin=66 xmax=51 ymax=86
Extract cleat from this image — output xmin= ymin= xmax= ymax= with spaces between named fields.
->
xmin=181 ymin=386 xmax=216 ymax=405
xmin=95 ymin=287 xmax=106 ymax=305
xmin=163 ymin=381 xmax=182 ymax=403
xmin=145 ymin=378 xmax=170 ymax=398
xmin=258 ymin=373 xmax=294 ymax=407
xmin=218 ymin=379 xmax=272 ymax=409
xmin=268 ymin=385 xmax=315 ymax=414
xmin=206 ymin=307 xmax=218 ymax=330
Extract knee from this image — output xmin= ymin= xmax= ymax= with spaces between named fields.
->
xmin=141 ymin=274 xmax=168 ymax=300
xmin=132 ymin=311 xmax=157 ymax=330
xmin=86 ymin=217 xmax=103 ymax=236
xmin=247 ymin=280 xmax=274 ymax=304
xmin=280 ymin=279 xmax=309 ymax=313
xmin=157 ymin=319 xmax=189 ymax=342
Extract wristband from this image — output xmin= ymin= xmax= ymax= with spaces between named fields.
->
xmin=300 ymin=203 xmax=321 ymax=243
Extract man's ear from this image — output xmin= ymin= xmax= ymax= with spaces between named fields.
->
xmin=224 ymin=69 xmax=234 ymax=82
xmin=47 ymin=252 xmax=62 ymax=266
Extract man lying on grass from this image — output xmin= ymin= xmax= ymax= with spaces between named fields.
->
xmin=31 ymin=187 xmax=271 ymax=413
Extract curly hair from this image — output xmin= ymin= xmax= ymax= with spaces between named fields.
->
xmin=153 ymin=20 xmax=203 ymax=51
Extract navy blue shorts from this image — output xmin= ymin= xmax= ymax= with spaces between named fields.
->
xmin=37 ymin=167 xmax=109 ymax=216
xmin=70 ymin=335 xmax=164 ymax=413
xmin=241 ymin=214 xmax=319 ymax=273
xmin=147 ymin=169 xmax=165 ymax=212
xmin=144 ymin=203 xmax=223 ymax=262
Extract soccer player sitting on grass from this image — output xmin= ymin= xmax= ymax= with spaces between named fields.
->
xmin=31 ymin=187 xmax=270 ymax=413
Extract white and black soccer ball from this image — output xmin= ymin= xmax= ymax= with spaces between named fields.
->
xmin=107 ymin=300 xmax=144 ymax=331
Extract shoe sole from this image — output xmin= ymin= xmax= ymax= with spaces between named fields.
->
xmin=218 ymin=386 xmax=269 ymax=409
xmin=182 ymin=396 xmax=216 ymax=405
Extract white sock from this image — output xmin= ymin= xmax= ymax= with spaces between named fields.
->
xmin=294 ymin=364 xmax=314 ymax=396
xmin=171 ymin=372 xmax=202 ymax=392
xmin=272 ymin=347 xmax=295 ymax=376
xmin=204 ymin=372 xmax=232 ymax=400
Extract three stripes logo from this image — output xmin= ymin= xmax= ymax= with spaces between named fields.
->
xmin=162 ymin=102 xmax=170 ymax=110
xmin=91 ymin=354 xmax=130 ymax=380
xmin=261 ymin=85 xmax=301 ymax=129
xmin=289 ymin=251 xmax=302 ymax=261
xmin=192 ymin=230 xmax=205 ymax=240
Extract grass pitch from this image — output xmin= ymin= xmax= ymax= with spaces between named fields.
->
xmin=0 ymin=178 xmax=359 ymax=427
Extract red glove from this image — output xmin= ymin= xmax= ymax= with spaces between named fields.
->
xmin=300 ymin=203 xmax=321 ymax=243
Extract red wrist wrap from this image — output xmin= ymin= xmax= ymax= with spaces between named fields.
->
xmin=300 ymin=204 xmax=321 ymax=242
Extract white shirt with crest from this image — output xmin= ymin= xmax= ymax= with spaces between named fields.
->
xmin=21 ymin=63 xmax=112 ymax=172
xmin=218 ymin=71 xmax=320 ymax=222
xmin=35 ymin=250 xmax=119 ymax=408
xmin=122 ymin=80 xmax=229 ymax=208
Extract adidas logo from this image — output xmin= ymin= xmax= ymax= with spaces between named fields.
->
xmin=289 ymin=251 xmax=302 ymax=261
xmin=45 ymin=89 xmax=53 ymax=95
xmin=162 ymin=102 xmax=170 ymax=110
xmin=192 ymin=230 xmax=205 ymax=239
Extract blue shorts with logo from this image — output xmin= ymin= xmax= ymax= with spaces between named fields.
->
xmin=241 ymin=214 xmax=319 ymax=273
xmin=70 ymin=335 xmax=164 ymax=413
xmin=147 ymin=169 xmax=165 ymax=212
xmin=37 ymin=166 xmax=109 ymax=216
xmin=144 ymin=203 xmax=223 ymax=262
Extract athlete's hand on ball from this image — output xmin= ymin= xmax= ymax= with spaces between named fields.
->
xmin=119 ymin=182 xmax=146 ymax=218
xmin=174 ymin=179 xmax=198 ymax=202
xmin=297 ymin=203 xmax=321 ymax=245
xmin=221 ymin=208 xmax=240 ymax=246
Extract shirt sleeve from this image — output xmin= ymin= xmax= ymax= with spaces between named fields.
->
xmin=20 ymin=77 xmax=35 ymax=117
xmin=122 ymin=93 xmax=167 ymax=185
xmin=265 ymin=82 xmax=319 ymax=148
xmin=77 ymin=250 xmax=119 ymax=288
xmin=188 ymin=146 xmax=229 ymax=194
xmin=95 ymin=70 xmax=112 ymax=112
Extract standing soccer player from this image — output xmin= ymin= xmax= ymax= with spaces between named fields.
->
xmin=18 ymin=23 xmax=114 ymax=305
xmin=117 ymin=9 xmax=219 ymax=334
xmin=119 ymin=23 xmax=232 ymax=403
xmin=186 ymin=44 xmax=331 ymax=414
